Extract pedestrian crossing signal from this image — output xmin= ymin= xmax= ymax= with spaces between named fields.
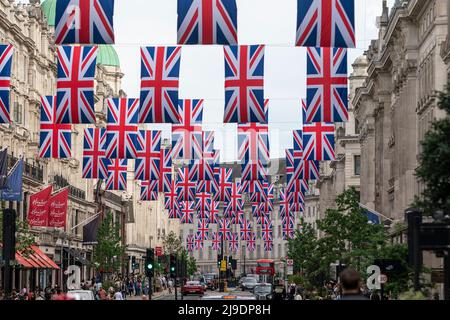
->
xmin=145 ymin=248 xmax=155 ymax=278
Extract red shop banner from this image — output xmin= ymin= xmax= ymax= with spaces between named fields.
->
xmin=48 ymin=188 xmax=69 ymax=228
xmin=27 ymin=186 xmax=53 ymax=227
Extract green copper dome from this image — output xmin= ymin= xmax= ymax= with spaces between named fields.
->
xmin=40 ymin=0 xmax=120 ymax=68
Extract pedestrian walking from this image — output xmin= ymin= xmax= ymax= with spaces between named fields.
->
xmin=336 ymin=268 xmax=369 ymax=300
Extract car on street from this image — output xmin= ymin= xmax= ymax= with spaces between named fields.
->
xmin=182 ymin=281 xmax=205 ymax=296
xmin=239 ymin=277 xmax=258 ymax=291
xmin=204 ymin=273 xmax=218 ymax=290
xmin=67 ymin=290 xmax=95 ymax=301
xmin=253 ymin=283 xmax=274 ymax=300
xmin=201 ymin=294 xmax=256 ymax=301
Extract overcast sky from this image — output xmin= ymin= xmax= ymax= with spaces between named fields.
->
xmin=29 ymin=0 xmax=395 ymax=161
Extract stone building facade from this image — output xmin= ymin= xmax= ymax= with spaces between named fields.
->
xmin=0 ymin=0 xmax=178 ymax=290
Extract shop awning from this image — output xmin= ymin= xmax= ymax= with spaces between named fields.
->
xmin=15 ymin=246 xmax=60 ymax=270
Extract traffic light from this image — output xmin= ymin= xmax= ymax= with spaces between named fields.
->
xmin=145 ymin=248 xmax=155 ymax=278
xmin=169 ymin=254 xmax=176 ymax=278
xmin=217 ymin=253 xmax=223 ymax=268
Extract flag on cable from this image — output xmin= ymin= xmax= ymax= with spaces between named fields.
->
xmin=261 ymin=220 xmax=273 ymax=242
xmin=186 ymin=234 xmax=195 ymax=252
xmin=56 ymin=45 xmax=97 ymax=124
xmin=303 ymin=159 xmax=320 ymax=181
xmin=188 ymin=131 xmax=217 ymax=181
xmin=228 ymin=233 xmax=239 ymax=253
xmin=55 ymin=0 xmax=115 ymax=45
xmin=296 ymin=0 xmax=355 ymax=48
xmin=257 ymin=212 xmax=271 ymax=226
xmin=303 ymin=122 xmax=336 ymax=161
xmin=172 ymin=99 xmax=204 ymax=161
xmin=264 ymin=241 xmax=273 ymax=252
xmin=105 ymin=159 xmax=127 ymax=191
xmin=176 ymin=167 xmax=196 ymax=202
xmin=259 ymin=183 xmax=274 ymax=214
xmin=293 ymin=130 xmax=303 ymax=157
xmin=224 ymin=45 xmax=265 ymax=124
xmin=286 ymin=149 xmax=302 ymax=184
xmin=279 ymin=187 xmax=294 ymax=218
xmin=39 ymin=96 xmax=72 ymax=159
xmin=214 ymin=167 xmax=232 ymax=202
xmin=0 ymin=44 xmax=13 ymax=123
xmin=165 ymin=184 xmax=181 ymax=219
xmin=197 ymin=210 xmax=211 ymax=223
xmin=238 ymin=123 xmax=270 ymax=165
xmin=218 ymin=218 xmax=232 ymax=241
xmin=139 ymin=46 xmax=181 ymax=124
xmin=177 ymin=0 xmax=238 ymax=45
xmin=157 ymin=148 xmax=173 ymax=193
xmin=224 ymin=182 xmax=243 ymax=216
xmin=180 ymin=201 xmax=195 ymax=224
xmin=282 ymin=213 xmax=296 ymax=241
xmin=105 ymin=98 xmax=139 ymax=159
xmin=1 ymin=156 xmax=23 ymax=201
xmin=211 ymin=232 xmax=221 ymax=251
xmin=194 ymin=233 xmax=204 ymax=250
xmin=82 ymin=128 xmax=110 ymax=180
xmin=247 ymin=232 xmax=256 ymax=252
xmin=196 ymin=188 xmax=212 ymax=214
xmin=134 ymin=130 xmax=162 ymax=181
xmin=239 ymin=218 xmax=252 ymax=241
xmin=140 ymin=181 xmax=159 ymax=202
xmin=209 ymin=199 xmax=220 ymax=224
xmin=197 ymin=218 xmax=210 ymax=241
xmin=306 ymin=47 xmax=348 ymax=123
xmin=197 ymin=179 xmax=218 ymax=198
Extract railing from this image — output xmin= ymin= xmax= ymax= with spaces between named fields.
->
xmin=53 ymin=174 xmax=86 ymax=200
xmin=8 ymin=155 xmax=44 ymax=183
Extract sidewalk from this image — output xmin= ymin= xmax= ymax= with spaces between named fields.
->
xmin=126 ymin=289 xmax=171 ymax=300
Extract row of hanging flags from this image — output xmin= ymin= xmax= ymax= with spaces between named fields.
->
xmin=0 ymin=0 xmax=355 ymax=251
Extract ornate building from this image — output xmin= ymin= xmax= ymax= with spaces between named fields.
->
xmin=353 ymin=0 xmax=449 ymax=296
xmin=0 ymin=0 xmax=178 ymax=290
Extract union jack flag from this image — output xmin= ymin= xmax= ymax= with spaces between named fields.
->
xmin=188 ymin=131 xmax=217 ymax=181
xmin=82 ymin=128 xmax=109 ymax=179
xmin=261 ymin=220 xmax=273 ymax=242
xmin=218 ymin=218 xmax=232 ymax=241
xmin=177 ymin=0 xmax=238 ymax=45
xmin=247 ymin=233 xmax=256 ymax=252
xmin=211 ymin=232 xmax=221 ymax=251
xmin=186 ymin=234 xmax=195 ymax=252
xmin=164 ymin=180 xmax=178 ymax=210
xmin=241 ymin=161 xmax=268 ymax=182
xmin=180 ymin=201 xmax=195 ymax=224
xmin=134 ymin=130 xmax=161 ymax=181
xmin=303 ymin=122 xmax=335 ymax=161
xmin=306 ymin=47 xmax=348 ymax=123
xmin=259 ymin=183 xmax=274 ymax=214
xmin=228 ymin=233 xmax=239 ymax=253
xmin=140 ymin=181 xmax=159 ymax=201
xmin=158 ymin=148 xmax=173 ymax=193
xmin=176 ymin=167 xmax=197 ymax=202
xmin=293 ymin=130 xmax=303 ymax=157
xmin=238 ymin=123 xmax=270 ymax=165
xmin=243 ymin=180 xmax=267 ymax=203
xmin=196 ymin=189 xmax=212 ymax=214
xmin=282 ymin=214 xmax=296 ymax=240
xmin=224 ymin=182 xmax=243 ymax=216
xmin=105 ymin=159 xmax=127 ymax=191
xmin=264 ymin=241 xmax=273 ymax=252
xmin=214 ymin=167 xmax=232 ymax=202
xmin=0 ymin=44 xmax=13 ymax=123
xmin=209 ymin=200 xmax=220 ymax=224
xmin=240 ymin=218 xmax=252 ymax=241
xmin=296 ymin=0 xmax=355 ymax=48
xmin=197 ymin=219 xmax=210 ymax=241
xmin=251 ymin=202 xmax=261 ymax=218
xmin=197 ymin=211 xmax=210 ymax=223
xmin=257 ymin=213 xmax=271 ymax=226
xmin=168 ymin=207 xmax=181 ymax=219
xmin=39 ymin=96 xmax=72 ymax=159
xmin=55 ymin=0 xmax=115 ymax=45
xmin=172 ymin=99 xmax=204 ymax=161
xmin=105 ymin=98 xmax=139 ymax=159
xmin=56 ymin=45 xmax=97 ymax=124
xmin=280 ymin=188 xmax=294 ymax=218
xmin=197 ymin=179 xmax=218 ymax=197
xmin=303 ymin=160 xmax=320 ymax=181
xmin=229 ymin=211 xmax=243 ymax=225
xmin=224 ymin=45 xmax=265 ymax=124
xmin=286 ymin=149 xmax=302 ymax=185
xmin=139 ymin=46 xmax=181 ymax=123
xmin=290 ymin=190 xmax=306 ymax=214
xmin=194 ymin=233 xmax=204 ymax=250
xmin=202 ymin=131 xmax=216 ymax=154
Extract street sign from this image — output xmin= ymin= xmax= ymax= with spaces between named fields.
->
xmin=287 ymin=266 xmax=294 ymax=276
xmin=379 ymin=274 xmax=388 ymax=284
xmin=220 ymin=260 xmax=227 ymax=272
xmin=287 ymin=259 xmax=294 ymax=266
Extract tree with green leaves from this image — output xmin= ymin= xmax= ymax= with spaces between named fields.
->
xmin=416 ymin=84 xmax=450 ymax=214
xmin=93 ymin=212 xmax=126 ymax=275
xmin=187 ymin=255 xmax=198 ymax=276
xmin=162 ymin=231 xmax=183 ymax=255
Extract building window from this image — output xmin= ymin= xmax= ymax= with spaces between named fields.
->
xmin=355 ymin=119 xmax=360 ymax=135
xmin=354 ymin=155 xmax=361 ymax=176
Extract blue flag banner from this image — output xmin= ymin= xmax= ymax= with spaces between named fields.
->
xmin=2 ymin=157 xmax=23 ymax=201
xmin=363 ymin=209 xmax=381 ymax=225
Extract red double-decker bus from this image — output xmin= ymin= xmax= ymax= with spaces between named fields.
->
xmin=256 ymin=259 xmax=275 ymax=276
